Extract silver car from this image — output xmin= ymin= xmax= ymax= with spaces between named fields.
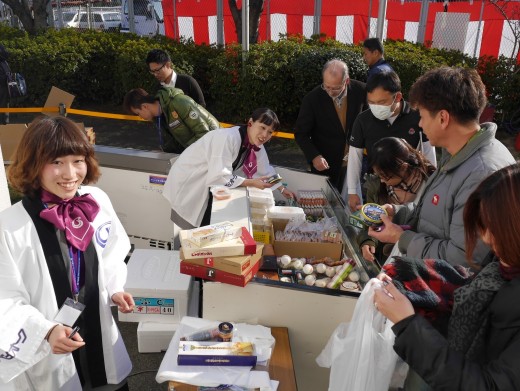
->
xmin=68 ymin=11 xmax=122 ymax=31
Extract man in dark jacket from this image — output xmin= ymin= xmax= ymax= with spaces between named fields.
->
xmin=295 ymin=59 xmax=367 ymax=191
xmin=146 ymin=49 xmax=206 ymax=107
xmin=363 ymin=38 xmax=393 ymax=81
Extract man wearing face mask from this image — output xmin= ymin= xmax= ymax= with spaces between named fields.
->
xmin=295 ymin=59 xmax=367 ymax=190
xmin=346 ymin=71 xmax=437 ymax=212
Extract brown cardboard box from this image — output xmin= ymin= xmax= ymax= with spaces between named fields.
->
xmin=180 ymin=245 xmax=263 ymax=275
xmin=272 ymin=220 xmax=342 ymax=261
xmin=0 ymin=124 xmax=27 ymax=161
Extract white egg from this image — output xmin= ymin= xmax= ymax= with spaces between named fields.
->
xmin=315 ymin=263 xmax=327 ymax=274
xmin=302 ymin=264 xmax=314 ymax=275
xmin=348 ymin=271 xmax=360 ymax=282
xmin=292 ymin=260 xmax=304 ymax=270
xmin=279 ymin=255 xmax=291 ymax=267
xmin=325 ymin=266 xmax=336 ymax=277
xmin=305 ymin=274 xmax=316 ymax=286
xmin=315 ymin=278 xmax=330 ymax=288
xmin=336 ymin=265 xmax=343 ymax=274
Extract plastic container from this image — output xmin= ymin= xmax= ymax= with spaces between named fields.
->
xmin=248 ymin=187 xmax=275 ymax=209
xmin=211 ymin=186 xmax=232 ymax=200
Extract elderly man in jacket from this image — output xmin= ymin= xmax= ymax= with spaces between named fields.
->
xmin=295 ymin=59 xmax=367 ymax=191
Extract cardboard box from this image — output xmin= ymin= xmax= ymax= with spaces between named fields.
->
xmin=180 ymin=245 xmax=263 ymax=275
xmin=177 ymin=341 xmax=257 ymax=366
xmin=180 ymin=254 xmax=261 ymax=287
xmin=183 ymin=221 xmax=242 ymax=247
xmin=180 ymin=227 xmax=257 ymax=259
xmin=168 ymin=382 xmax=259 ymax=391
xmin=0 ymin=124 xmax=27 ymax=161
xmin=119 ymin=249 xmax=193 ymax=323
xmin=272 ymin=220 xmax=342 ymax=261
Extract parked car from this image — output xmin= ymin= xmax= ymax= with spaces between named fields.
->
xmin=68 ymin=11 xmax=122 ymax=31
xmin=53 ymin=10 xmax=77 ymax=28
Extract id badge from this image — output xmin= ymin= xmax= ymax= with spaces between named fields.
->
xmin=54 ymin=298 xmax=85 ymax=327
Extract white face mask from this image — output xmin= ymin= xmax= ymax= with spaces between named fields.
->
xmin=369 ymin=95 xmax=397 ymax=120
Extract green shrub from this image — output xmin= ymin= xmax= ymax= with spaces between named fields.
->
xmin=0 ymin=26 xmax=516 ymax=127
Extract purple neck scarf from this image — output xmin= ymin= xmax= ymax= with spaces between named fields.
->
xmin=39 ymin=189 xmax=100 ymax=251
xmin=242 ymin=138 xmax=261 ymax=179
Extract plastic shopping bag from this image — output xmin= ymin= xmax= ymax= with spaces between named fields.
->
xmin=317 ymin=278 xmax=407 ymax=391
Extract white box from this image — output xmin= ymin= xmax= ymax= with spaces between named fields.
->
xmin=119 ymin=249 xmax=193 ymax=323
xmin=137 ymin=282 xmax=200 ymax=353
xmin=137 ymin=322 xmax=180 ymax=353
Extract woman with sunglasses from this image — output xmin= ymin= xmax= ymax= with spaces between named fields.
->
xmin=357 ymin=137 xmax=435 ymax=263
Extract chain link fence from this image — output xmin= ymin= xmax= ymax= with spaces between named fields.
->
xmin=52 ymin=3 xmax=122 ymax=33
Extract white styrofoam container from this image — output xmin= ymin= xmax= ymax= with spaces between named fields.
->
xmin=247 ymin=187 xmax=275 ymax=208
xmin=267 ymin=206 xmax=306 ymax=221
xmin=119 ymin=249 xmax=193 ymax=323
xmin=137 ymin=282 xmax=200 ymax=353
xmin=137 ymin=322 xmax=180 ymax=353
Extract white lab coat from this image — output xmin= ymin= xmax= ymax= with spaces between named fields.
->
xmin=163 ymin=126 xmax=276 ymax=226
xmin=0 ymin=186 xmax=131 ymax=390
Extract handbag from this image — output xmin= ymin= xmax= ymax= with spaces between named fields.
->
xmin=7 ymin=72 xmax=27 ymax=98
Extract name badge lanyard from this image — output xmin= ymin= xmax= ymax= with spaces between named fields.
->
xmin=69 ymin=246 xmax=81 ymax=303
xmin=155 ymin=107 xmax=164 ymax=148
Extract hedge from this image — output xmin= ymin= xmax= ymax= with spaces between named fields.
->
xmin=1 ymin=27 xmax=518 ymax=128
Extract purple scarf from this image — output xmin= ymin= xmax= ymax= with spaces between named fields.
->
xmin=39 ymin=189 xmax=100 ymax=251
xmin=242 ymin=138 xmax=260 ymax=179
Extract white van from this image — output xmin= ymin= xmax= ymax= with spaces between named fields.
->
xmin=120 ymin=0 xmax=164 ymax=36
xmin=67 ymin=10 xmax=122 ymax=31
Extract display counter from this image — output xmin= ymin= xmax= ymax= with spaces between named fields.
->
xmin=93 ymin=147 xmax=376 ymax=391
xmin=203 ymin=166 xmax=377 ymax=391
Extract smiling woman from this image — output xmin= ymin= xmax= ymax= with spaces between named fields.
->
xmin=1 ymin=116 xmax=134 ymax=390
xmin=162 ymin=108 xmax=296 ymax=247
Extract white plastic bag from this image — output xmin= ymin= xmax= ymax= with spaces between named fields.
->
xmin=317 ymin=279 xmax=406 ymax=391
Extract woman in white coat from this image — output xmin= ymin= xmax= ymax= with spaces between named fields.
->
xmin=163 ymin=107 xmax=295 ymax=230
xmin=0 ymin=116 xmax=134 ymax=390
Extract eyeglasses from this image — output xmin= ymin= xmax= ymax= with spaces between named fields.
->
xmin=149 ymin=63 xmax=166 ymax=74
xmin=321 ymin=83 xmax=345 ymax=93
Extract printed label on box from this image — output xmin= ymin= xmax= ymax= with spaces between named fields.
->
xmin=132 ymin=297 xmax=175 ymax=315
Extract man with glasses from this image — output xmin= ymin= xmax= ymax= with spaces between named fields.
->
xmin=146 ymin=49 xmax=206 ymax=107
xmin=346 ymin=71 xmax=437 ymax=212
xmin=295 ymin=59 xmax=367 ymax=191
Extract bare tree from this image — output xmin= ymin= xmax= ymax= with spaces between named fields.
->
xmin=228 ymin=0 xmax=264 ymax=44
xmin=2 ymin=0 xmax=50 ymax=34
xmin=489 ymin=0 xmax=520 ymax=62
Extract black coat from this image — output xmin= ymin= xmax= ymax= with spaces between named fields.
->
xmin=393 ymin=277 xmax=520 ymax=390
xmin=174 ymin=73 xmax=206 ymax=108
xmin=294 ymin=79 xmax=367 ymax=190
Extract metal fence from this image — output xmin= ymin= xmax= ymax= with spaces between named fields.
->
xmin=52 ymin=5 xmax=122 ymax=33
